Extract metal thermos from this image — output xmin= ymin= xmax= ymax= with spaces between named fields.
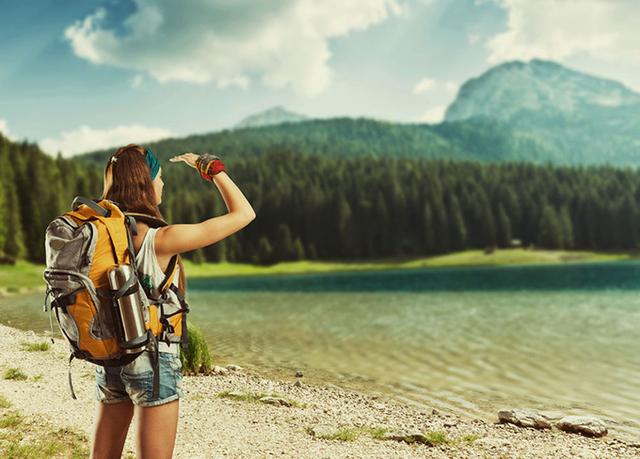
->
xmin=107 ymin=264 xmax=147 ymax=354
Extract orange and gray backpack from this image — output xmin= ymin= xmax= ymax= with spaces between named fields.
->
xmin=43 ymin=196 xmax=189 ymax=399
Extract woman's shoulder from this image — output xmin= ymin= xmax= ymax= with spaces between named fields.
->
xmin=133 ymin=221 xmax=172 ymax=271
xmin=132 ymin=221 xmax=152 ymax=254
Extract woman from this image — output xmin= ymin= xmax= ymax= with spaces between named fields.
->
xmin=91 ymin=144 xmax=256 ymax=459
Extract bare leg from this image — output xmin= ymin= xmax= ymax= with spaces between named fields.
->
xmin=135 ymin=399 xmax=179 ymax=459
xmin=90 ymin=400 xmax=134 ymax=459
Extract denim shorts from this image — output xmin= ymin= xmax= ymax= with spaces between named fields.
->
xmin=95 ymin=350 xmax=183 ymax=407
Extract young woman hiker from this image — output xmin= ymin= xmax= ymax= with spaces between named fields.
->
xmin=91 ymin=144 xmax=256 ymax=459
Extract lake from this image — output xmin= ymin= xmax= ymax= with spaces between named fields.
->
xmin=3 ymin=261 xmax=639 ymax=441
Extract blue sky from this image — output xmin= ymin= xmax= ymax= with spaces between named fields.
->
xmin=1 ymin=0 xmax=638 ymax=156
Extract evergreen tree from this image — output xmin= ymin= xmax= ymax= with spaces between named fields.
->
xmin=559 ymin=206 xmax=575 ymax=249
xmin=496 ymin=204 xmax=512 ymax=248
xmin=274 ymin=224 xmax=294 ymax=260
xmin=293 ymin=237 xmax=305 ymax=260
xmin=447 ymin=194 xmax=467 ymax=250
xmin=257 ymin=236 xmax=274 ymax=265
xmin=537 ymin=205 xmax=563 ymax=249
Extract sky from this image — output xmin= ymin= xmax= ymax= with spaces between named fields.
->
xmin=1 ymin=0 xmax=638 ymax=156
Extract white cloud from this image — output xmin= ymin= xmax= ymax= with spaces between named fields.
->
xmin=486 ymin=0 xmax=639 ymax=65
xmin=413 ymin=78 xmax=457 ymax=96
xmin=419 ymin=105 xmax=446 ymax=123
xmin=413 ymin=77 xmax=435 ymax=94
xmin=40 ymin=124 xmax=175 ymax=157
xmin=64 ymin=0 xmax=403 ymax=97
xmin=0 ymin=119 xmax=14 ymax=140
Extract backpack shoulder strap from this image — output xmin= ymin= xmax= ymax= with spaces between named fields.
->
xmin=71 ymin=196 xmax=109 ymax=217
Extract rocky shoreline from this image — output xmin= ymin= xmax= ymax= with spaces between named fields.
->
xmin=0 ymin=323 xmax=637 ymax=458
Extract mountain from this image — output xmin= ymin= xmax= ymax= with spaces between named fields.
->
xmin=234 ymin=105 xmax=310 ymax=129
xmin=77 ymin=59 xmax=640 ymax=167
xmin=445 ymin=59 xmax=640 ymax=164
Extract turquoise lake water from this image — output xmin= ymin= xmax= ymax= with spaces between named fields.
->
xmin=3 ymin=261 xmax=639 ymax=441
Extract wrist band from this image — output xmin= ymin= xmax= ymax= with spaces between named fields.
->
xmin=196 ymin=154 xmax=225 ymax=182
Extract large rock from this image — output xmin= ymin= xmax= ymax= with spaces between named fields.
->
xmin=498 ymin=409 xmax=552 ymax=429
xmin=555 ymin=415 xmax=608 ymax=437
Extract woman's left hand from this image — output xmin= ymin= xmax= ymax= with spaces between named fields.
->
xmin=169 ymin=152 xmax=199 ymax=169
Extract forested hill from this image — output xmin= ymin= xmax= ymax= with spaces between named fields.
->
xmin=4 ymin=133 xmax=640 ymax=267
xmin=78 ymin=116 xmax=554 ymax=167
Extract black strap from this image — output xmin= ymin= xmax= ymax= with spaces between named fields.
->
xmin=50 ymin=291 xmax=79 ymax=313
xmin=110 ymin=272 xmax=138 ymax=299
xmin=126 ymin=215 xmax=138 ymax=236
xmin=68 ymin=353 xmax=77 ymax=400
xmin=71 ymin=196 xmax=110 ymax=217
xmin=124 ymin=216 xmax=138 ymax=265
xmin=150 ymin=331 xmax=160 ymax=399
xmin=169 ymin=284 xmax=190 ymax=352
xmin=158 ymin=255 xmax=178 ymax=293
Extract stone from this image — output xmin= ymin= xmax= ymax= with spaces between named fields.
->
xmin=308 ymin=424 xmax=336 ymax=438
xmin=225 ymin=364 xmax=243 ymax=372
xmin=293 ymin=380 xmax=303 ymax=388
xmin=212 ymin=365 xmax=229 ymax=375
xmin=381 ymin=431 xmax=431 ymax=445
xmin=498 ymin=409 xmax=552 ymax=429
xmin=259 ymin=396 xmax=292 ymax=407
xmin=555 ymin=415 xmax=608 ymax=437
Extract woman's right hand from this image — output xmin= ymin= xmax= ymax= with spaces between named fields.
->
xmin=169 ymin=152 xmax=199 ymax=169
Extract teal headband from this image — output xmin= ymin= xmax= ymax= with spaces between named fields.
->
xmin=145 ymin=147 xmax=160 ymax=180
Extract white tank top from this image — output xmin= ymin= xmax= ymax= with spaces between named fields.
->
xmin=135 ymin=226 xmax=181 ymax=354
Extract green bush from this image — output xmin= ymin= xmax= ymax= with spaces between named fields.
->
xmin=179 ymin=323 xmax=212 ymax=374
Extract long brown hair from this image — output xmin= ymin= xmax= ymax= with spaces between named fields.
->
xmin=102 ymin=143 xmax=186 ymax=296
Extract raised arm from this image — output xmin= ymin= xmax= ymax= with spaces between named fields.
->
xmin=155 ymin=153 xmax=256 ymax=257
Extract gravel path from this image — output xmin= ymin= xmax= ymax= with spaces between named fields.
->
xmin=0 ymin=323 xmax=637 ymax=458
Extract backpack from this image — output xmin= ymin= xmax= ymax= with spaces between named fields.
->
xmin=43 ymin=196 xmax=190 ymax=399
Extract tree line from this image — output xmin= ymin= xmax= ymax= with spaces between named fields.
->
xmin=2 ymin=134 xmax=640 ymax=266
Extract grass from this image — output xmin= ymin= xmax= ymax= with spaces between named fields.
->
xmin=420 ymin=430 xmax=450 ymax=446
xmin=319 ymin=426 xmax=361 ymax=442
xmin=0 ymin=425 xmax=89 ymax=459
xmin=179 ymin=323 xmax=212 ymax=375
xmin=366 ymin=426 xmax=389 ymax=440
xmin=20 ymin=341 xmax=50 ymax=352
xmin=217 ymin=390 xmax=305 ymax=408
xmin=0 ymin=396 xmax=11 ymax=409
xmin=0 ymin=397 xmax=89 ymax=459
xmin=3 ymin=368 xmax=28 ymax=381
xmin=306 ymin=424 xmax=481 ymax=447
xmin=0 ymin=411 xmax=23 ymax=428
xmin=0 ymin=260 xmax=47 ymax=293
xmin=2 ymin=248 xmax=637 ymax=295
xmin=460 ymin=433 xmax=480 ymax=443
xmin=182 ymin=248 xmax=636 ymax=278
